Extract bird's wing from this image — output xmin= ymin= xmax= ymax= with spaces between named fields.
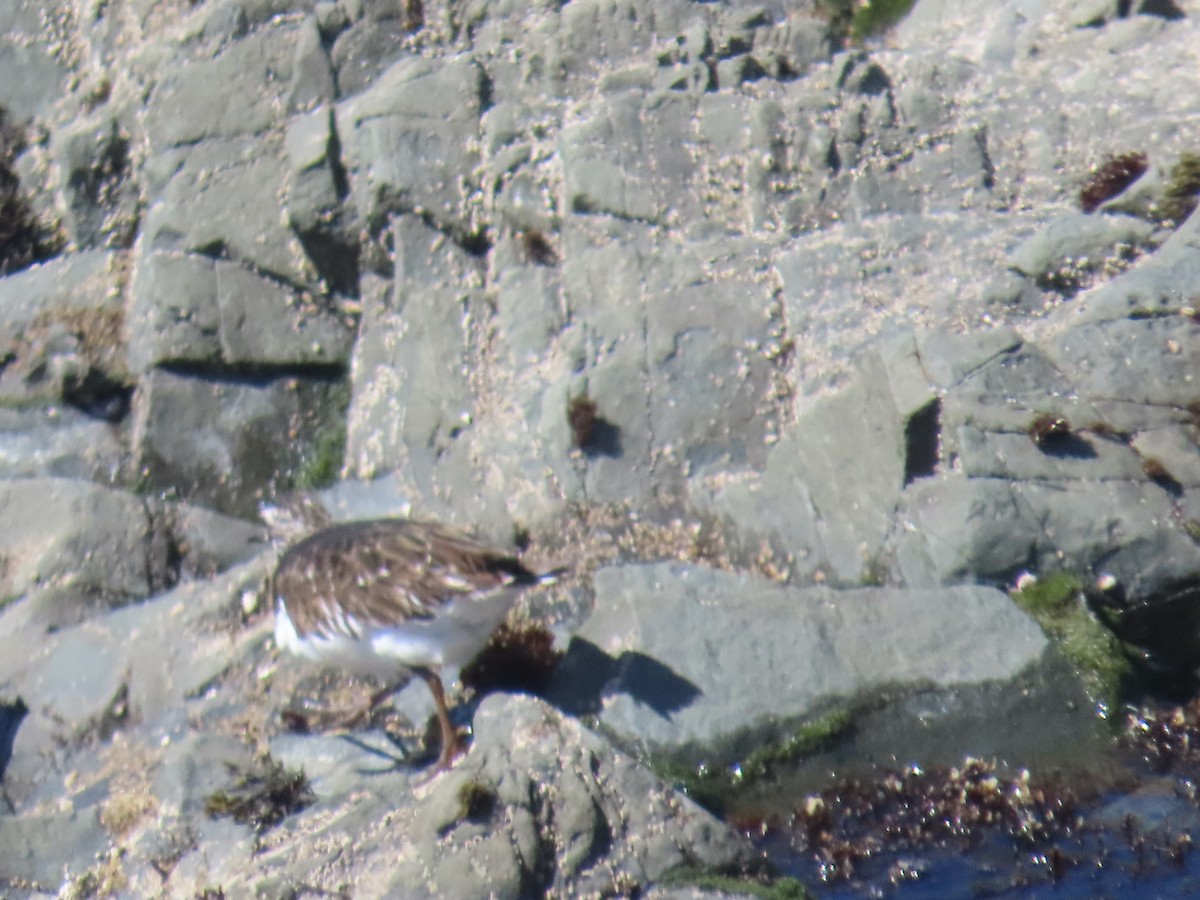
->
xmin=274 ymin=519 xmax=535 ymax=640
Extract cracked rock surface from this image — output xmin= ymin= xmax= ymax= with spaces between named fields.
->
xmin=1 ymin=0 xmax=1199 ymax=895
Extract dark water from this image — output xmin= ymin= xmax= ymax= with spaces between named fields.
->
xmin=712 ymin=661 xmax=1200 ymax=899
xmin=750 ymin=750 xmax=1200 ymax=898
xmin=764 ymin=814 xmax=1200 ymax=899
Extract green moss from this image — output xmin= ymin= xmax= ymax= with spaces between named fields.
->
xmin=850 ymin=0 xmax=918 ymax=42
xmin=861 ymin=555 xmax=888 ymax=587
xmin=1161 ymin=152 xmax=1200 ymax=224
xmin=295 ymin=418 xmax=346 ymax=489
xmin=738 ymin=709 xmax=855 ymax=782
xmin=651 ymin=708 xmax=855 ymax=811
xmin=1183 ymin=520 xmax=1200 ymax=544
xmin=1011 ymin=572 xmax=1131 ymax=706
xmin=818 ymin=0 xmax=918 ymax=45
xmin=293 ymin=379 xmax=351 ymax=490
xmin=660 ymin=868 xmax=812 ymax=900
xmin=1012 ymin=571 xmax=1082 ymax=617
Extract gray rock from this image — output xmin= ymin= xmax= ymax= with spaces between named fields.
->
xmin=126 ymin=251 xmax=223 ymax=372
xmin=229 ymin=695 xmax=757 ymax=898
xmin=0 ymin=406 xmax=125 ymax=482
xmin=154 ymin=500 xmax=267 ymax=581
xmin=560 ymin=89 xmax=699 ymax=224
xmin=553 ymin=563 xmax=1047 ymax=755
xmin=549 ymin=0 xmax=693 ymax=87
xmin=9 ymin=625 xmax=128 ymax=734
xmin=140 ymin=135 xmax=314 ymax=286
xmin=691 ymin=338 xmax=966 ymax=584
xmin=1044 ymin=316 xmax=1197 ymax=407
xmin=954 ymin=425 xmax=1146 ymax=481
xmin=335 ymin=54 xmax=487 ymax=233
xmin=551 ymin=226 xmax=780 ymax=508
xmin=271 ymin=731 xmax=413 ymax=798
xmin=0 ymin=252 xmax=126 ymax=410
xmin=153 ymin=731 xmax=257 ymax=818
xmin=130 ymin=367 xmax=343 ymax=518
xmin=888 ymin=476 xmax=1040 ymax=587
xmin=889 ymin=474 xmax=1200 ymax=589
xmin=0 ymin=811 xmax=112 ymax=890
xmin=0 ymin=252 xmax=119 ymax=331
xmin=5 ymin=0 xmax=1200 ymax=893
xmin=1 ymin=557 xmax=272 ymax=811
xmin=283 ymin=105 xmax=343 ymax=236
xmin=328 ymin=10 xmax=412 ymax=97
xmin=143 ymin=25 xmax=303 ymax=151
xmin=287 ymin=14 xmax=338 ymax=113
xmin=1074 ymin=204 xmax=1200 ymax=323
xmin=1007 ymin=212 xmax=1157 ymax=291
xmin=50 ymin=112 xmax=138 ymax=250
xmin=344 ymin=220 xmax=480 ymax=486
xmin=1132 ymin=427 xmax=1200 ymax=487
xmin=771 ymin=213 xmax=1040 ymax=389
xmin=214 ymin=260 xmax=351 ymax=366
xmin=0 ymin=1 xmax=70 ymax=120
xmin=0 ymin=478 xmax=156 ymax=628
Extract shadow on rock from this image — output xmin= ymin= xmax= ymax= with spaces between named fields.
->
xmin=547 ymin=637 xmax=702 ymax=717
xmin=0 ymin=696 xmax=28 ymax=810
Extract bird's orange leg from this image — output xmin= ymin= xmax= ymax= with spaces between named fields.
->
xmin=412 ymin=666 xmax=464 ymax=772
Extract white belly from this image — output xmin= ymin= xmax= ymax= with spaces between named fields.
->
xmin=275 ymin=589 xmax=517 ymax=685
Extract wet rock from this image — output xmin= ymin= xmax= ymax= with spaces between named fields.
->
xmin=552 ymin=563 xmax=1047 ymax=756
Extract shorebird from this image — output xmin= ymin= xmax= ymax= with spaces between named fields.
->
xmin=264 ymin=495 xmax=560 ymax=772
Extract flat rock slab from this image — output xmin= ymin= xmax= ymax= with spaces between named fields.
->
xmin=555 ymin=563 xmax=1047 ymax=754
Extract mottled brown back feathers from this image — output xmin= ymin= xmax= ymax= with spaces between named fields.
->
xmin=273 ymin=519 xmax=537 ymax=640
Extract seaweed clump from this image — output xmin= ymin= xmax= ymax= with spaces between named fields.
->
xmin=1079 ymin=152 xmax=1148 ymax=213
xmin=204 ymin=755 xmax=314 ymax=833
xmin=461 ymin=621 xmax=563 ymax=696
xmin=790 ymin=758 xmax=1083 ymax=884
xmin=567 ymin=394 xmax=598 ymax=449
